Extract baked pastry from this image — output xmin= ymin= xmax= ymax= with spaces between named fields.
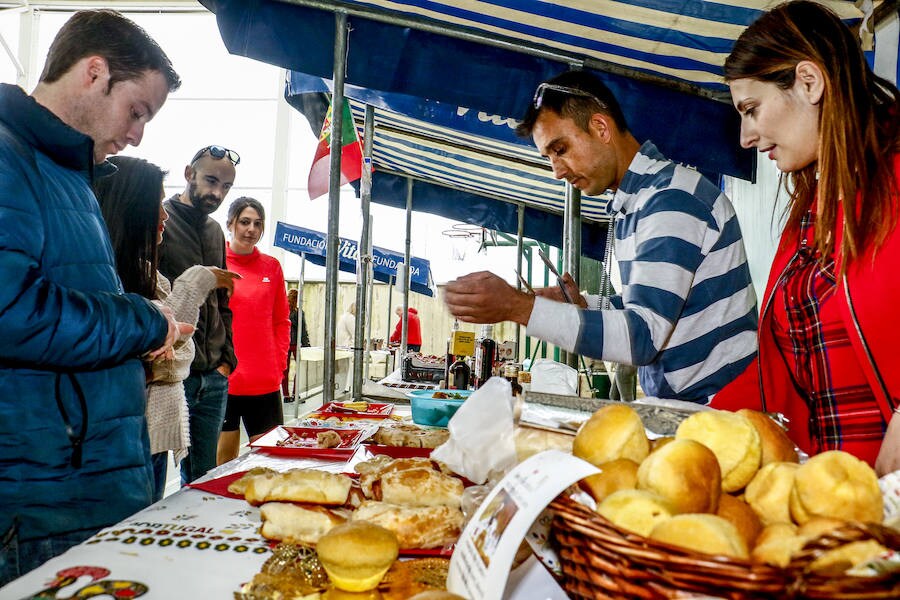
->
xmin=352 ymin=501 xmax=463 ymax=549
xmin=514 ymin=425 xmax=574 ymax=461
xmin=227 ymin=467 xmax=277 ymax=497
xmin=715 ymin=493 xmax=762 ymax=549
xmin=375 ymin=468 xmax=464 ymax=508
xmin=579 ymin=458 xmax=639 ymax=503
xmin=637 ymin=438 xmax=721 ymax=514
xmin=245 ymin=469 xmax=353 ymax=506
xmin=809 ymin=540 xmax=890 ymax=575
xmin=316 ymin=521 xmax=399 ymax=592
xmin=259 ymin=502 xmax=348 ymax=544
xmin=649 ymin=514 xmax=749 ymax=559
xmin=789 ymin=450 xmax=882 ymax=525
xmin=373 ymin=424 xmax=449 ymax=449
xmin=751 ymin=523 xmax=804 ymax=567
xmin=798 ymin=517 xmax=848 ymax=540
xmin=356 ymin=457 xmax=448 ymax=499
xmin=744 ymin=462 xmax=800 ymax=526
xmin=675 ymin=410 xmax=761 ymax=492
xmin=573 ymin=404 xmax=650 ymax=466
xmin=597 ymin=489 xmax=675 ymax=537
xmin=317 ymin=430 xmax=343 ymax=449
xmin=737 ymin=409 xmax=799 ymax=465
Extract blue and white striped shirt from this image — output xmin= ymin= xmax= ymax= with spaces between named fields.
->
xmin=528 ymin=142 xmax=758 ymax=402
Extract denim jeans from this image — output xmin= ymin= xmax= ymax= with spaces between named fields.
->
xmin=0 ymin=524 xmax=97 ymax=587
xmin=180 ymin=369 xmax=228 ymax=485
xmin=151 ymin=451 xmax=169 ymax=502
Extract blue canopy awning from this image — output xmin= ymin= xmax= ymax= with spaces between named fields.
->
xmin=274 ymin=221 xmax=434 ymax=296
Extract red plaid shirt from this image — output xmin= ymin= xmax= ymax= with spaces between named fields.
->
xmin=770 ymin=212 xmax=887 ymax=455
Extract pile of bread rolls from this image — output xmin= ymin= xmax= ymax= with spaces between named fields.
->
xmin=572 ymin=404 xmax=888 ymax=572
xmin=228 ymin=456 xmax=465 ymax=551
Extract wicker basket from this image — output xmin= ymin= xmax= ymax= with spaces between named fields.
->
xmin=550 ymin=495 xmax=900 ymax=600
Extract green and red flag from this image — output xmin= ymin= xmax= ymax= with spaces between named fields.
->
xmin=307 ymin=97 xmax=364 ymax=200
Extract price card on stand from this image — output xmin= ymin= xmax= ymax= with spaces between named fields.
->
xmin=447 ymin=450 xmax=599 ymax=600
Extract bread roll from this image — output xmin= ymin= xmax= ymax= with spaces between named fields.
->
xmin=357 ymin=457 xmax=445 ymax=498
xmin=751 ymin=523 xmax=804 ymax=567
xmin=737 ymin=409 xmax=799 ymax=465
xmin=227 ymin=467 xmax=277 ymax=497
xmin=637 ymin=438 xmax=721 ymax=514
xmin=649 ymin=436 xmax=675 ymax=453
xmin=675 ymin=410 xmax=761 ymax=492
xmin=789 ymin=451 xmax=882 ymax=525
xmin=244 ymin=469 xmax=353 ymax=506
xmin=716 ymin=493 xmax=762 ymax=549
xmin=573 ymin=404 xmax=650 ymax=466
xmin=798 ymin=517 xmax=847 ymax=541
xmin=809 ymin=540 xmax=890 ymax=575
xmin=597 ymin=489 xmax=675 ymax=537
xmin=352 ymin=501 xmax=463 ymax=549
xmin=259 ymin=502 xmax=347 ymax=544
xmin=514 ymin=425 xmax=574 ymax=462
xmin=376 ymin=468 xmax=463 ymax=508
xmin=649 ymin=514 xmax=748 ymax=559
xmin=316 ymin=521 xmax=399 ymax=592
xmin=744 ymin=462 xmax=800 ymax=526
xmin=579 ymin=458 xmax=639 ymax=503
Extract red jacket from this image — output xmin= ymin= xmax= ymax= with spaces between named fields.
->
xmin=390 ymin=307 xmax=422 ymax=345
xmin=226 ymin=244 xmax=291 ymax=395
xmin=713 ymin=155 xmax=900 ymax=466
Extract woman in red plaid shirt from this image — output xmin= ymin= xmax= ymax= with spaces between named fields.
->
xmin=713 ymin=1 xmax=900 ymax=475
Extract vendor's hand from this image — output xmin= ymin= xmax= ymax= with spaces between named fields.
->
xmin=208 ymin=267 xmax=241 ymax=296
xmin=875 ymin=411 xmax=900 ymax=476
xmin=444 ymin=271 xmax=535 ymax=325
xmin=534 ymin=273 xmax=587 ymax=308
xmin=147 ymin=302 xmax=194 ymax=360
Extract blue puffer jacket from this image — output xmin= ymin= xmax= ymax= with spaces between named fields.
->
xmin=0 ymin=84 xmax=168 ymax=542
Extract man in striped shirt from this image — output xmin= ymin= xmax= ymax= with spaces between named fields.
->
xmin=445 ymin=71 xmax=758 ymax=403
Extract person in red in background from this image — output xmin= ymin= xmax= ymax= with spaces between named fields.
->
xmin=390 ymin=305 xmax=422 ymax=352
xmin=217 ymin=197 xmax=290 ymax=464
xmin=712 ymin=1 xmax=900 ymax=475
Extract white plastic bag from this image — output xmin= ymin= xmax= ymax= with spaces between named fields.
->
xmin=529 ymin=358 xmax=578 ymax=396
xmin=431 ymin=376 xmax=517 ymax=484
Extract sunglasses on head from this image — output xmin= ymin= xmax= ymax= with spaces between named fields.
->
xmin=191 ymin=145 xmax=240 ymax=166
xmin=532 ymin=82 xmax=608 ymax=112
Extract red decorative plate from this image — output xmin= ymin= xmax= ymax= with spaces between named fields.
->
xmin=250 ymin=426 xmax=366 ymax=459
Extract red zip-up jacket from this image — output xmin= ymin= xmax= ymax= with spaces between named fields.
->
xmin=226 ymin=244 xmax=291 ymax=395
xmin=713 ymin=155 xmax=900 ymax=466
xmin=390 ymin=307 xmax=422 ymax=345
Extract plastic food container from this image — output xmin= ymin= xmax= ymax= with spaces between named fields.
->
xmin=407 ymin=389 xmax=473 ymax=427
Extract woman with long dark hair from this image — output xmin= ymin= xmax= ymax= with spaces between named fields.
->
xmin=95 ymin=156 xmax=238 ymax=500
xmin=713 ymin=1 xmax=900 ymax=475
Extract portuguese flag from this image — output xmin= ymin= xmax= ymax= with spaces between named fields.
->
xmin=307 ymin=97 xmax=364 ymax=200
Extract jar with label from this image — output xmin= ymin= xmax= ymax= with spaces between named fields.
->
xmin=503 ymin=363 xmax=522 ymax=396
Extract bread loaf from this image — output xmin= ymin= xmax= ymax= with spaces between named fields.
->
xmin=676 ymin=410 xmax=761 ymax=492
xmin=259 ymin=502 xmax=347 ymax=544
xmin=597 ymin=489 xmax=675 ymax=537
xmin=716 ymin=493 xmax=762 ymax=549
xmin=376 ymin=468 xmax=463 ymax=508
xmin=737 ymin=409 xmax=799 ymax=465
xmin=789 ymin=451 xmax=882 ymax=525
xmin=637 ymin=438 xmax=721 ymax=514
xmin=579 ymin=458 xmax=639 ymax=503
xmin=352 ymin=501 xmax=463 ymax=549
xmin=649 ymin=514 xmax=749 ymax=559
xmin=244 ymin=469 xmax=353 ymax=506
xmin=744 ymin=462 xmax=799 ymax=526
xmin=573 ymin=404 xmax=650 ymax=466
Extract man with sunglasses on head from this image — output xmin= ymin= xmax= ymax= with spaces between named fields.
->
xmin=445 ymin=70 xmax=758 ymax=403
xmin=158 ymin=144 xmax=240 ymax=484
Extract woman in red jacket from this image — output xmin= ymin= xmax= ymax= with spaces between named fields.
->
xmin=217 ymin=197 xmax=290 ymax=464
xmin=714 ymin=1 xmax=900 ymax=475
xmin=390 ymin=305 xmax=422 ymax=352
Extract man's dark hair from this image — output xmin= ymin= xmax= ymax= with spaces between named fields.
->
xmin=516 ymin=70 xmax=628 ymax=138
xmin=40 ymin=9 xmax=181 ymax=93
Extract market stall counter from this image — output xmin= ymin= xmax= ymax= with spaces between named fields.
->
xmin=0 ymin=401 xmax=567 ymax=599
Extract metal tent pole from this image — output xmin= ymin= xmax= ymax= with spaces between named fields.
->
xmin=322 ymin=11 xmax=349 ymax=404
xmin=352 ymin=104 xmax=375 ymax=400
xmin=515 ymin=203 xmax=525 ymax=361
xmin=400 ymin=178 xmax=413 ymax=356
xmin=364 ymin=215 xmax=375 ymax=381
xmin=293 ymin=254 xmax=306 ymax=418
xmin=563 ymin=184 xmax=581 ymax=369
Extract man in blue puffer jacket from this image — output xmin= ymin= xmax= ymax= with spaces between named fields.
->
xmin=0 ymin=10 xmax=187 ymax=585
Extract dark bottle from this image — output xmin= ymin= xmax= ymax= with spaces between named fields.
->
xmin=473 ymin=324 xmax=496 ymax=389
xmin=448 ymin=355 xmax=471 ymax=390
xmin=444 ymin=319 xmax=460 ymax=388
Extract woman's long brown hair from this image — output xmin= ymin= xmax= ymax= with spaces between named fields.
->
xmin=724 ymin=1 xmax=900 ymax=271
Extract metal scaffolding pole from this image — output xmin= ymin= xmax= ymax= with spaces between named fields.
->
xmin=352 ymin=104 xmax=375 ymax=400
xmin=322 ymin=11 xmax=349 ymax=404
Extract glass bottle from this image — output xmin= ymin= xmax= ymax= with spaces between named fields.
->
xmin=444 ymin=319 xmax=459 ymax=389
xmin=448 ymin=355 xmax=471 ymax=390
xmin=473 ymin=324 xmax=496 ymax=389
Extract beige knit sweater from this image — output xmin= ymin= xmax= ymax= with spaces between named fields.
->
xmin=147 ymin=266 xmax=217 ymax=461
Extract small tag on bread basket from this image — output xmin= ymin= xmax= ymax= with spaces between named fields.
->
xmin=879 ymin=469 xmax=900 ymax=529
